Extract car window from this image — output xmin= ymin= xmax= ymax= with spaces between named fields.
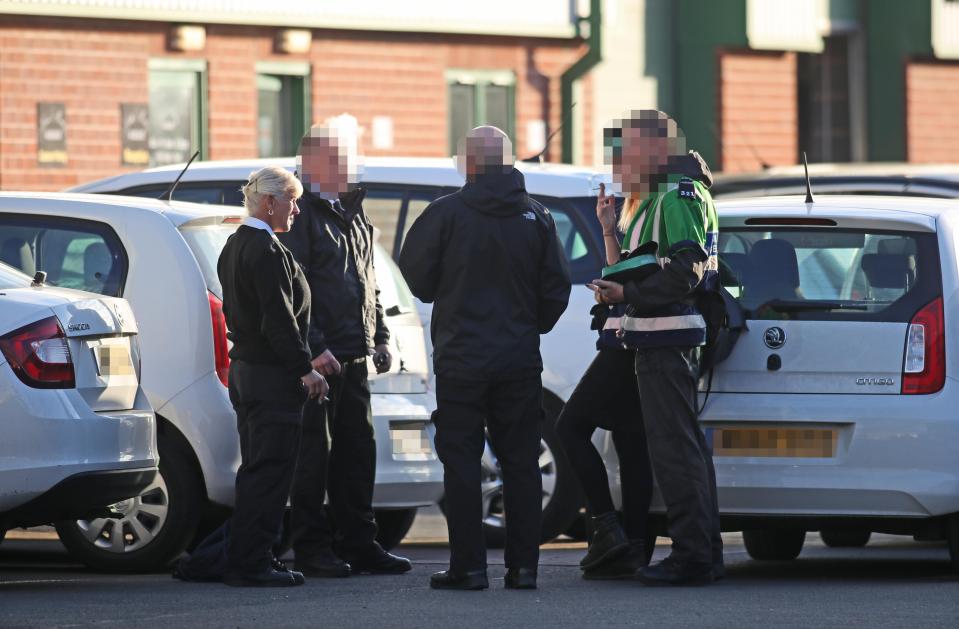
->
xmin=0 ymin=216 xmax=127 ymax=296
xmin=178 ymin=223 xmax=238 ymax=299
xmin=718 ymin=227 xmax=941 ymax=322
xmin=363 ymin=189 xmax=405 ymax=253
xmin=536 ymin=197 xmax=603 ymax=283
xmin=114 ymin=182 xmax=245 ymax=207
xmin=373 ymin=242 xmax=415 ymax=314
xmin=398 ymin=194 xmax=436 ymax=256
xmin=0 ymin=261 xmax=30 ymax=288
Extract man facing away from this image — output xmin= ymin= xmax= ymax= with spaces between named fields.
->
xmin=399 ymin=126 xmax=571 ymax=591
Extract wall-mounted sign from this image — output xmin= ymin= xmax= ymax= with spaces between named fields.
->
xmin=37 ymin=102 xmax=67 ymax=167
xmin=121 ymin=104 xmax=150 ymax=166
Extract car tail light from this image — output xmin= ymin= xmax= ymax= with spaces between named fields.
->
xmin=902 ymin=296 xmax=945 ymax=395
xmin=208 ymin=292 xmax=230 ymax=387
xmin=0 ymin=316 xmax=75 ymax=389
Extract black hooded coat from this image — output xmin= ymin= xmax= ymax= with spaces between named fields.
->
xmin=399 ymin=168 xmax=571 ymax=381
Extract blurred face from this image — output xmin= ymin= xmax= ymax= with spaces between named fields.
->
xmin=267 ymin=192 xmax=300 ymax=233
xmin=455 ymin=125 xmax=514 ymax=180
xmin=297 ymin=127 xmax=360 ymax=198
xmin=605 ymin=113 xmax=686 ymax=198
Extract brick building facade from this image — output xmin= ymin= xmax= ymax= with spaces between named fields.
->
xmin=0 ymin=11 xmax=593 ymax=190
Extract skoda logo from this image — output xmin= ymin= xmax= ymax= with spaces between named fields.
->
xmin=764 ymin=327 xmax=786 ymax=350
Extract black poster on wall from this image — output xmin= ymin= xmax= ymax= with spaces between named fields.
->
xmin=121 ymin=104 xmax=150 ymax=166
xmin=37 ymin=102 xmax=67 ymax=167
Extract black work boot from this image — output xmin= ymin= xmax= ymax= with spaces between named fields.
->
xmin=504 ymin=568 xmax=537 ymax=590
xmin=579 ymin=512 xmax=630 ymax=571
xmin=430 ymin=569 xmax=489 ymax=590
xmin=636 ymin=554 xmax=714 ymax=587
xmin=582 ymin=539 xmax=649 ymax=580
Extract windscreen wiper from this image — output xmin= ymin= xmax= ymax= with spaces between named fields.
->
xmin=762 ymin=299 xmax=869 ymax=312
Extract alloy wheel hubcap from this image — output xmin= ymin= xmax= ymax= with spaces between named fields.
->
xmin=73 ymin=473 xmax=170 ymax=553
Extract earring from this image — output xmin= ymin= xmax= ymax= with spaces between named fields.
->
xmin=268 ymin=204 xmax=274 ymax=216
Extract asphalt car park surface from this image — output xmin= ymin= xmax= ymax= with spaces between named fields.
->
xmin=2 ymin=511 xmax=958 ymax=629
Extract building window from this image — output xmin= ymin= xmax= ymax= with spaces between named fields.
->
xmin=798 ymin=34 xmax=865 ymax=163
xmin=148 ymin=59 xmax=207 ymax=166
xmin=256 ymin=62 xmax=311 ymax=158
xmin=446 ymin=70 xmax=515 ymax=155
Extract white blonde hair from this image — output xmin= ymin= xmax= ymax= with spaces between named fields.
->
xmin=240 ymin=166 xmax=303 ymax=215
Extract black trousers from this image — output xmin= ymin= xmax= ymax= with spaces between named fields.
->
xmin=555 ymin=349 xmax=653 ymax=541
xmin=434 ymin=375 xmax=543 ymax=573
xmin=290 ymin=359 xmax=378 ymax=557
xmin=634 ymin=346 xmax=722 ymax=565
xmin=225 ymin=361 xmax=303 ymax=574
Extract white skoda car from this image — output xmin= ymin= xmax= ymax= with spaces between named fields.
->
xmin=0 ymin=193 xmax=442 ymax=571
xmin=0 ymin=262 xmax=157 ymax=544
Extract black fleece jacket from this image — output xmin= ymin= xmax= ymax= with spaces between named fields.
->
xmin=399 ymin=168 xmax=571 ymax=381
xmin=217 ymin=225 xmax=313 ymax=378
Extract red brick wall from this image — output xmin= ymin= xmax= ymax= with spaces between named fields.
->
xmin=717 ymin=50 xmax=798 ymax=173
xmin=906 ymin=60 xmax=959 ymax=163
xmin=0 ymin=15 xmax=589 ymax=191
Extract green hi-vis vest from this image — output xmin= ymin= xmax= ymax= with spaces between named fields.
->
xmin=602 ymin=177 xmax=719 ymax=349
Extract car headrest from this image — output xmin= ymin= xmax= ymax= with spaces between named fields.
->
xmin=877 ymin=238 xmax=917 ymax=256
xmin=1 ymin=237 xmax=35 ymax=276
xmin=719 ymin=252 xmax=748 ymax=287
xmin=83 ymin=242 xmax=113 ymax=290
xmin=747 ymin=238 xmax=799 ymax=289
xmin=861 ymin=253 xmax=916 ymax=289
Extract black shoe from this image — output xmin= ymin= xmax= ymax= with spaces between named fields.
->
xmin=222 ymin=568 xmax=302 ymax=588
xmin=636 ymin=555 xmax=714 ymax=587
xmin=295 ymin=548 xmax=351 ymax=578
xmin=430 ymin=569 xmax=489 ymax=590
xmin=583 ymin=540 xmax=648 ymax=580
xmin=342 ymin=543 xmax=412 ymax=575
xmin=504 ymin=568 xmax=537 ymax=590
xmin=579 ymin=512 xmax=629 ymax=571
xmin=171 ymin=558 xmax=221 ymax=583
xmin=272 ymin=555 xmax=306 ymax=585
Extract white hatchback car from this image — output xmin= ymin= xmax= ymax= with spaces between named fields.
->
xmin=0 ymin=193 xmax=443 ymax=571
xmin=0 ymin=262 xmax=156 ymax=543
xmin=696 ymin=195 xmax=959 ymax=569
xmin=71 ymin=157 xmax=609 ymax=545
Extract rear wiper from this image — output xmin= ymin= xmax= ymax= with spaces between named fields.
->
xmin=763 ymin=299 xmax=868 ymax=312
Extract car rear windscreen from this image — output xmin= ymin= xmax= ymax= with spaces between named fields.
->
xmin=179 ymin=224 xmax=237 ymax=299
xmin=718 ymin=228 xmax=941 ymax=322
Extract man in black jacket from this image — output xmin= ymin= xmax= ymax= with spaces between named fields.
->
xmin=278 ymin=126 xmax=411 ymax=577
xmin=400 ymin=126 xmax=571 ymax=591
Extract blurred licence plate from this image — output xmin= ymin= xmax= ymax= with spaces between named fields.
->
xmin=390 ymin=421 xmax=435 ymax=461
xmin=93 ymin=339 xmax=134 ymax=377
xmin=711 ymin=427 xmax=836 ymax=458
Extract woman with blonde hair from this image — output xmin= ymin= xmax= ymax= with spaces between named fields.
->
xmin=174 ymin=166 xmax=327 ymax=587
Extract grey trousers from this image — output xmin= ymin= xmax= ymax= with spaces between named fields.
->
xmin=634 ymin=346 xmax=722 ymax=565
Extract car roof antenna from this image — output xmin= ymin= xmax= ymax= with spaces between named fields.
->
xmin=802 ymin=151 xmax=815 ymax=204
xmin=159 ymin=150 xmax=200 ymax=202
xmin=521 ymin=102 xmax=576 ymax=163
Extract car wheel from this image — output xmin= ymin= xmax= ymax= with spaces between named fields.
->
xmin=743 ymin=528 xmax=806 ymax=561
xmin=55 ymin=433 xmax=204 ymax=572
xmin=819 ymin=528 xmax=871 ymax=548
xmin=374 ymin=508 xmax=417 ymax=551
xmin=471 ymin=407 xmax=580 ymax=548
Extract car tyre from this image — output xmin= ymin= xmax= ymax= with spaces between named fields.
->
xmin=374 ymin=508 xmax=418 ymax=551
xmin=55 ymin=432 xmax=204 ymax=573
xmin=946 ymin=514 xmax=959 ymax=575
xmin=743 ymin=528 xmax=806 ymax=561
xmin=819 ymin=528 xmax=871 ymax=548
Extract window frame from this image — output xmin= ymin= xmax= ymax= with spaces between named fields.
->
xmin=148 ymin=58 xmax=209 ymax=163
xmin=255 ymin=61 xmax=312 ymax=158
xmin=0 ymin=213 xmax=130 ymax=298
xmin=445 ymin=69 xmax=516 ymax=155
